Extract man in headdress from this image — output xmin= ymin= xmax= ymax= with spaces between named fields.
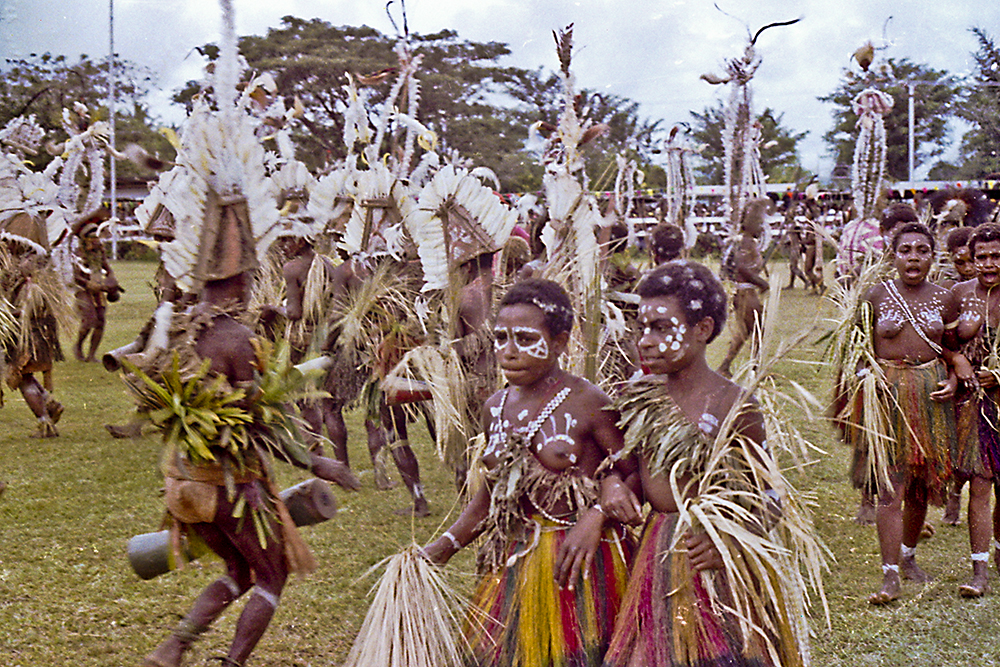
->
xmin=72 ymin=206 xmax=121 ymax=362
xmin=134 ymin=193 xmax=360 ymax=667
xmin=1 ymin=212 xmax=65 ymax=437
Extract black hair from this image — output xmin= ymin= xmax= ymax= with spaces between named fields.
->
xmin=970 ymin=223 xmax=1000 ymax=257
xmin=891 ymin=221 xmax=935 ymax=252
xmin=498 ymin=278 xmax=574 ymax=336
xmin=648 ymin=224 xmax=685 ymax=264
xmin=880 ymin=203 xmax=918 ymax=233
xmin=636 ymin=260 xmax=727 ymax=342
xmin=945 ymin=226 xmax=974 ymax=254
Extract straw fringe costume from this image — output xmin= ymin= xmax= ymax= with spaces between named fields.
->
xmin=122 ymin=304 xmax=316 ymax=576
xmin=955 ymin=325 xmax=1000 ymax=480
xmin=846 ymin=358 xmax=953 ymax=502
xmin=2 ymin=259 xmax=64 ymax=389
xmin=467 ymin=387 xmax=631 ymax=667
xmin=606 ymin=376 xmax=815 ymax=667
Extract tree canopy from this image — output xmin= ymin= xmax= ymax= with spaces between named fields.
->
xmin=174 ymin=17 xmax=664 ymax=192
xmin=688 ymin=100 xmax=810 ymax=185
xmin=952 ymin=27 xmax=1000 ymax=178
xmin=0 ymin=52 xmax=176 ymax=179
xmin=819 ymin=57 xmax=960 ymax=182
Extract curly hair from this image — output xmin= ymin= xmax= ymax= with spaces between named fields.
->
xmin=636 ymin=260 xmax=727 ymax=342
xmin=498 ymin=278 xmax=574 ymax=336
xmin=969 ymin=223 xmax=1000 ymax=257
xmin=890 ymin=221 xmax=935 ymax=252
xmin=648 ymin=224 xmax=685 ymax=264
xmin=945 ymin=226 xmax=974 ymax=254
xmin=880 ymin=203 xmax=918 ymax=234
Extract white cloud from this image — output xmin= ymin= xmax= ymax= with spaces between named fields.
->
xmin=3 ymin=0 xmax=999 ymax=179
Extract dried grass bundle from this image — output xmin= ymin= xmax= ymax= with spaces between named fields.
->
xmin=342 ymin=545 xmax=467 ymax=667
xmin=617 ymin=284 xmax=829 ymax=666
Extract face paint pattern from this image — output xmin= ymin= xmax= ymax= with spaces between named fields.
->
xmin=493 ymin=326 xmax=551 ymax=359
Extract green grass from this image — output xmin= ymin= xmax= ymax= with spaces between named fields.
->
xmin=2 ymin=260 xmax=999 ymax=666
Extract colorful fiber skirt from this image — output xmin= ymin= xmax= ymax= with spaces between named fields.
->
xmin=848 ymin=359 xmax=953 ymax=503
xmin=464 ymin=518 xmax=631 ymax=667
xmin=954 ymin=387 xmax=1000 ymax=480
xmin=604 ymin=511 xmax=797 ymax=667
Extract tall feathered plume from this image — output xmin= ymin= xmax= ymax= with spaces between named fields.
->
xmin=158 ymin=0 xmax=281 ymax=292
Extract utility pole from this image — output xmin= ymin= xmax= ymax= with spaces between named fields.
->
xmin=109 ymin=0 xmax=118 ymax=259
xmin=907 ymin=82 xmax=915 ymax=182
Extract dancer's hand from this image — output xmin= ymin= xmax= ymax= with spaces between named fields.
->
xmin=952 ymin=354 xmax=974 ymax=384
xmin=977 ymin=368 xmax=999 ymax=389
xmin=421 ymin=537 xmax=456 ymax=566
xmin=600 ymin=474 xmax=643 ymax=526
xmin=686 ymin=533 xmax=724 ymax=571
xmin=930 ymin=377 xmax=956 ymax=402
xmin=555 ymin=508 xmax=604 ymax=590
xmin=311 ymin=456 xmax=361 ymax=491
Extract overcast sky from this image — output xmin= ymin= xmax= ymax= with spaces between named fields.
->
xmin=2 ymin=0 xmax=997 ymax=180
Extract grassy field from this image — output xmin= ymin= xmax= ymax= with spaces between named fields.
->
xmin=2 ymin=259 xmax=1000 ymax=666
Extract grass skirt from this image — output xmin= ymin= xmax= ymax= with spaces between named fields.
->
xmin=954 ymin=387 xmax=1000 ymax=480
xmin=848 ymin=359 xmax=953 ymax=503
xmin=604 ymin=511 xmax=785 ymax=667
xmin=464 ymin=518 xmax=631 ymax=667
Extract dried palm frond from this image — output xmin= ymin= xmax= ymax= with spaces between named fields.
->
xmin=616 ymin=284 xmax=830 ymax=666
xmin=343 ymin=545 xmax=468 ymax=667
xmin=331 ymin=262 xmax=418 ymax=362
xmin=384 ymin=344 xmax=470 ymax=470
xmin=820 ymin=257 xmax=895 ymax=493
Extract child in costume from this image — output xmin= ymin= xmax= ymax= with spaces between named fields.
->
xmin=718 ymin=198 xmax=770 ymax=378
xmin=844 ymin=221 xmax=960 ymax=604
xmin=423 ymin=278 xmax=631 ymax=667
xmin=950 ymin=222 xmax=1000 ymax=597
xmin=72 ymin=207 xmax=121 ymax=362
xmin=601 ymin=260 xmax=817 ymax=667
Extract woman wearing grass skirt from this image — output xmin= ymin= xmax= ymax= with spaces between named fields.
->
xmin=851 ymin=221 xmax=960 ymax=604
xmin=950 ymin=222 xmax=1000 ymax=597
xmin=424 ymin=278 xmax=632 ymax=667
xmin=600 ymin=261 xmax=818 ymax=667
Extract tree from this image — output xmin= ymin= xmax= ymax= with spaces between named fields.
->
xmin=176 ymin=17 xmax=664 ymax=193
xmin=688 ymin=100 xmax=809 ymax=185
xmin=0 ymin=53 xmax=175 ymax=180
xmin=819 ymin=58 xmax=960 ymax=181
xmin=953 ymin=27 xmax=1000 ymax=178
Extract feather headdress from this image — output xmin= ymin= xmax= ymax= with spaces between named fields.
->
xmin=406 ymin=164 xmax=517 ymax=292
xmin=851 ymin=88 xmax=893 ymax=223
xmin=157 ymin=0 xmax=281 ymax=293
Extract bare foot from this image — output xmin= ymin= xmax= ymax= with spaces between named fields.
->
xmin=869 ymin=570 xmax=901 ymax=605
xmin=373 ymin=466 xmax=397 ymax=491
xmin=919 ymin=522 xmax=935 ymax=541
xmin=854 ymin=498 xmax=876 ymax=526
xmin=0 ymin=480 xmax=6 ymax=498
xmin=394 ymin=499 xmax=431 ymax=517
xmin=943 ymin=493 xmax=961 ymax=525
xmin=900 ymin=555 xmax=932 ymax=583
xmin=959 ymin=575 xmax=990 ymax=598
xmin=105 ymin=422 xmax=143 ymax=439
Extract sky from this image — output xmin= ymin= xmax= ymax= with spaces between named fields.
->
xmin=2 ymin=0 xmax=998 ymax=180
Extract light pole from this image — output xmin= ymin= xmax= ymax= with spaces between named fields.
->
xmin=109 ymin=0 xmax=118 ymax=259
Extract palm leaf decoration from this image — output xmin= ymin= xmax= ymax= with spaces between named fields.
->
xmin=616 ymin=284 xmax=829 ymax=667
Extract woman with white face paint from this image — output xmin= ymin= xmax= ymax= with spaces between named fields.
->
xmin=423 ymin=278 xmax=633 ymax=667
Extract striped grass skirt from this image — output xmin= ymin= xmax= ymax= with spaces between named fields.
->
xmin=603 ymin=511 xmax=790 ymax=667
xmin=464 ymin=518 xmax=631 ymax=667
xmin=955 ymin=386 xmax=1000 ymax=480
xmin=848 ymin=359 xmax=953 ymax=503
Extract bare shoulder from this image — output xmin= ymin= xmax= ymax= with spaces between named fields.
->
xmin=952 ymin=278 xmax=977 ymax=299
